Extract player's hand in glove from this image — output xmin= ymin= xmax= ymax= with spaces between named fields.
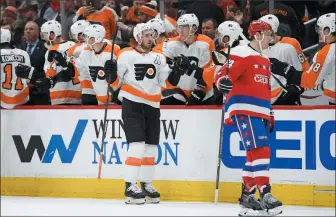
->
xmin=269 ymin=109 xmax=275 ymax=133
xmin=35 ymin=77 xmax=55 ymax=93
xmin=48 ymin=50 xmax=67 ymax=67
xmin=171 ymin=54 xmax=190 ymax=75
xmin=281 ymin=84 xmax=304 ymax=105
xmin=104 ymin=59 xmax=118 ymax=83
xmin=15 ymin=64 xmax=34 ymax=79
xmin=269 ymin=58 xmax=292 ymax=77
xmin=186 ymin=89 xmax=206 ymax=105
xmin=216 ymin=75 xmax=232 ymax=94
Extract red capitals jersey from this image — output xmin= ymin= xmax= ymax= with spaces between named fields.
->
xmin=215 ymin=44 xmax=272 ymax=125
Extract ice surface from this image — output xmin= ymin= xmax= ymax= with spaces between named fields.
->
xmin=1 ymin=196 xmax=335 ymax=216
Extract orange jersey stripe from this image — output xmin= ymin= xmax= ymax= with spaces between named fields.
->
xmin=49 ymin=90 xmax=82 ymax=100
xmin=141 ymin=157 xmax=155 ymax=166
xmin=280 ymin=37 xmax=310 ymax=71
xmin=121 ymin=84 xmax=161 ymax=102
xmin=1 ymin=86 xmax=29 ymax=105
xmin=125 ymin=157 xmax=141 ymax=166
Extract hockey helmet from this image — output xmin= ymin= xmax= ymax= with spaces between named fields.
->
xmin=259 ymin=14 xmax=279 ymax=33
xmin=40 ymin=20 xmax=62 ymax=41
xmin=70 ymin=20 xmax=90 ymax=41
xmin=147 ymin=18 xmax=165 ymax=38
xmin=316 ymin=13 xmax=335 ymax=34
xmin=133 ymin=23 xmax=154 ymax=43
xmin=0 ymin=28 xmax=11 ymax=44
xmin=216 ymin=21 xmax=243 ymax=46
xmin=84 ymin=24 xmax=106 ymax=45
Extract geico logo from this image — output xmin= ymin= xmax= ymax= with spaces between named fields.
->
xmin=222 ymin=120 xmax=335 ymax=171
xmin=254 ymin=74 xmax=269 ymax=84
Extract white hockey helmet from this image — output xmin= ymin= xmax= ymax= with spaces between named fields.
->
xmin=147 ymin=18 xmax=165 ymax=38
xmin=259 ymin=14 xmax=279 ymax=33
xmin=70 ymin=20 xmax=90 ymax=41
xmin=0 ymin=29 xmax=11 ymax=44
xmin=177 ymin=13 xmax=199 ymax=29
xmin=316 ymin=13 xmax=335 ymax=34
xmin=40 ymin=20 xmax=62 ymax=41
xmin=133 ymin=23 xmax=153 ymax=43
xmin=216 ymin=21 xmax=243 ymax=46
xmin=84 ymin=24 xmax=106 ymax=45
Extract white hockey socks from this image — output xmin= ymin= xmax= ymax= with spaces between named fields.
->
xmin=124 ymin=142 xmax=146 ymax=183
xmin=140 ymin=144 xmax=157 ymax=183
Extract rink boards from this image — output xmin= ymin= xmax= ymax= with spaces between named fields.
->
xmin=1 ymin=105 xmax=335 ymax=207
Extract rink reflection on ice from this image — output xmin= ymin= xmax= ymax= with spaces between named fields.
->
xmin=1 ymin=196 xmax=335 ymax=216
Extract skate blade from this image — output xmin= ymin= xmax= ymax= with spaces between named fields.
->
xmin=145 ymin=196 xmax=160 ymax=204
xmin=238 ymin=207 xmax=265 ymax=216
xmin=266 ymin=206 xmax=283 ymax=216
xmin=125 ymin=197 xmax=145 ymax=205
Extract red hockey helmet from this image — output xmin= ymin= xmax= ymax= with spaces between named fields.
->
xmin=248 ymin=20 xmax=273 ymax=37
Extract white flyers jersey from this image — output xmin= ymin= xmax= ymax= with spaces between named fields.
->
xmin=301 ymin=42 xmax=335 ymax=104
xmin=111 ymin=47 xmax=170 ymax=108
xmin=74 ymin=43 xmax=120 ymax=104
xmin=162 ymin=34 xmax=216 ymax=102
xmin=44 ymin=41 xmax=81 ymax=105
xmin=1 ymin=48 xmax=31 ymax=109
xmin=67 ymin=42 xmax=95 ymax=95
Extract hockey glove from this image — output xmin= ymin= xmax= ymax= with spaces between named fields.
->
xmin=281 ymin=84 xmax=304 ymax=105
xmin=269 ymin=58 xmax=291 ymax=77
xmin=35 ymin=77 xmax=55 ymax=93
xmin=269 ymin=110 xmax=275 ymax=133
xmin=171 ymin=54 xmax=190 ymax=75
xmin=186 ymin=89 xmax=206 ymax=105
xmin=15 ymin=64 xmax=35 ymax=80
xmin=48 ymin=50 xmax=67 ymax=67
xmin=104 ymin=59 xmax=118 ymax=84
xmin=216 ymin=75 xmax=232 ymax=94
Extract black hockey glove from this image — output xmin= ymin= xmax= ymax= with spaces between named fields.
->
xmin=15 ymin=64 xmax=34 ymax=79
xmin=104 ymin=59 xmax=118 ymax=84
xmin=281 ymin=84 xmax=304 ymax=105
xmin=48 ymin=50 xmax=67 ymax=67
xmin=216 ymin=75 xmax=232 ymax=94
xmin=171 ymin=54 xmax=190 ymax=74
xmin=269 ymin=58 xmax=292 ymax=77
xmin=35 ymin=77 xmax=55 ymax=93
xmin=186 ymin=89 xmax=206 ymax=105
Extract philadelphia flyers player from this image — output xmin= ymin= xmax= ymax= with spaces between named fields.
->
xmin=103 ymin=23 xmax=186 ymax=205
xmin=162 ymin=13 xmax=216 ymax=105
xmin=215 ymin=20 xmax=283 ymax=216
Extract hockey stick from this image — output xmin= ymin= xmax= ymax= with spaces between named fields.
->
xmin=215 ymin=45 xmax=231 ymax=204
xmin=97 ymin=26 xmax=119 ymax=180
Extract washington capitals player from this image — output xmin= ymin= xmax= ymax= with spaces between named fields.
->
xmin=215 ymin=20 xmax=283 ymax=216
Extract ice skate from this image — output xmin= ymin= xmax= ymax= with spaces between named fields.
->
xmin=238 ymin=185 xmax=264 ymax=216
xmin=260 ymin=193 xmax=283 ymax=216
xmin=141 ymin=182 xmax=160 ymax=204
xmin=124 ymin=182 xmax=146 ymax=205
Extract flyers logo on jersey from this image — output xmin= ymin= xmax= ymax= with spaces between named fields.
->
xmin=134 ymin=64 xmax=156 ymax=80
xmin=89 ymin=66 xmax=105 ymax=81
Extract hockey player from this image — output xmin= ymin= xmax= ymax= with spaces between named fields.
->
xmin=259 ymin=14 xmax=308 ymax=105
xmin=67 ymin=20 xmax=97 ymax=104
xmin=301 ymin=13 xmax=335 ymax=105
xmin=73 ymin=24 xmax=120 ymax=105
xmin=0 ymin=29 xmax=31 ymax=109
xmin=103 ymin=23 xmax=186 ymax=205
xmin=212 ymin=21 xmax=246 ymax=104
xmin=162 ymin=13 xmax=216 ymax=105
xmin=215 ymin=20 xmax=283 ymax=216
